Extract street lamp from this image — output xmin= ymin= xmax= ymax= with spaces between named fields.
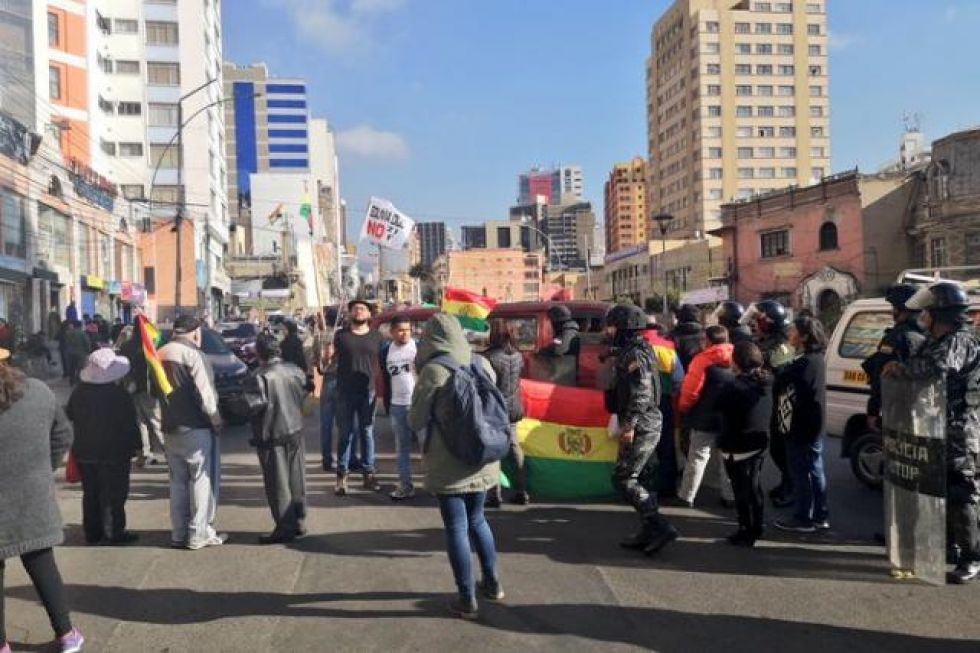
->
xmin=652 ymin=212 xmax=674 ymax=316
xmin=519 ymin=215 xmax=563 ymax=272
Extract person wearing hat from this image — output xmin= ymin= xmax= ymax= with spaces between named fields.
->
xmin=66 ymin=348 xmax=141 ymax=546
xmin=537 ymin=304 xmax=581 ymax=387
xmin=158 ymin=315 xmax=227 ymax=550
xmin=670 ymin=304 xmax=704 ymax=371
xmin=331 ymin=299 xmax=384 ymax=495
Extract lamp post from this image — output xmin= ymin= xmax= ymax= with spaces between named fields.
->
xmin=652 ymin=212 xmax=674 ymax=317
xmin=519 ymin=215 xmax=563 ymax=272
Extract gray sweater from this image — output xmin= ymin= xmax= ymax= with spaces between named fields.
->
xmin=0 ymin=378 xmax=73 ymax=559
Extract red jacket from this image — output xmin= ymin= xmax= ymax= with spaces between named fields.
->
xmin=678 ymin=343 xmax=733 ymax=414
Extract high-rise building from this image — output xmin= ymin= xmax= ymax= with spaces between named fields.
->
xmin=517 ymin=165 xmax=584 ymax=205
xmin=0 ymin=1 xmax=34 ymax=130
xmin=417 ymin=221 xmax=447 ymax=269
xmin=604 ymin=157 xmax=649 ymax=254
xmin=460 ymin=225 xmax=487 ymax=250
xmin=646 ymin=0 xmax=830 ymax=237
xmin=542 ymin=202 xmax=596 ymax=271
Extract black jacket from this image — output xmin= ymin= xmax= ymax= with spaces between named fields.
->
xmin=484 ymin=346 xmax=525 ymax=423
xmin=715 ymin=371 xmax=773 ymax=454
xmin=121 ymin=332 xmax=149 ymax=393
xmin=670 ymin=321 xmax=703 ymax=370
xmin=726 ymin=324 xmax=754 ymax=346
xmin=280 ymin=333 xmax=308 ymax=373
xmin=66 ymin=383 xmax=141 ymax=462
xmin=862 ymin=317 xmax=924 ymax=418
xmin=246 ymin=359 xmax=308 ymax=448
xmin=685 ymin=364 xmax=732 ymax=432
xmin=772 ymin=351 xmax=826 ymax=444
xmin=542 ymin=320 xmax=581 ymax=358
xmin=604 ymin=337 xmax=662 ymax=435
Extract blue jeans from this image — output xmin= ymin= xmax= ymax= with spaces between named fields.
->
xmin=336 ymin=391 xmax=376 ymax=474
xmin=390 ymin=404 xmax=414 ymax=489
xmin=437 ymin=492 xmax=498 ymax=600
xmin=319 ymin=377 xmax=338 ymax=467
xmin=786 ymin=437 xmax=829 ymax=524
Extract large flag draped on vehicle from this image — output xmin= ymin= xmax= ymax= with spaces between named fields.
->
xmin=441 ymin=287 xmax=496 ymax=333
xmin=515 ymin=379 xmax=616 ymax=498
xmin=136 ymin=314 xmax=173 ymax=398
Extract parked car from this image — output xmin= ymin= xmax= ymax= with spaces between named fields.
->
xmin=218 ymin=321 xmax=259 ymax=362
xmin=828 ymin=296 xmax=980 ymax=488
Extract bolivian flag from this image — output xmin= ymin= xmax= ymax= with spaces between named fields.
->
xmin=516 ymin=379 xmax=616 ymax=498
xmin=136 ymin=315 xmax=173 ymax=398
xmin=441 ymin=287 xmax=496 ymax=332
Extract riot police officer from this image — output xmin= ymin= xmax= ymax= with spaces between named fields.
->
xmin=862 ymin=284 xmax=925 ymax=432
xmin=605 ymin=304 xmax=678 ymax=556
xmin=743 ymin=299 xmax=796 ymax=505
xmin=713 ymin=300 xmax=753 ymax=345
xmin=887 ymin=281 xmax=980 ymax=583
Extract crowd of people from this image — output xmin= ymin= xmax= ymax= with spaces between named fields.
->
xmin=0 ymin=278 xmax=978 ymax=649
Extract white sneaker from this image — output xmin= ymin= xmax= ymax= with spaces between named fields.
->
xmin=186 ymin=532 xmax=229 ymax=550
xmin=389 ymin=485 xmax=416 ymax=501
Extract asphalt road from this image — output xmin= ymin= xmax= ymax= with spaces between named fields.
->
xmin=4 ymin=381 xmax=979 ymax=652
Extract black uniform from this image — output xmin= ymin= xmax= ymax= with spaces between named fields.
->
xmin=862 ymin=317 xmax=925 ymax=422
xmin=757 ymin=328 xmax=795 ymax=500
xmin=726 ymin=324 xmax=754 ymax=346
xmin=906 ymin=326 xmax=980 ymax=565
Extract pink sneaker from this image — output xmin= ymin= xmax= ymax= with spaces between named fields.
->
xmin=58 ymin=627 xmax=84 ymax=653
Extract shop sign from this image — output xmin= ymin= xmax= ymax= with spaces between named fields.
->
xmin=108 ymin=280 xmax=122 ymax=295
xmin=67 ymin=157 xmax=118 ymax=212
xmin=81 ymin=275 xmax=105 ymax=290
xmin=121 ymin=282 xmax=133 ymax=302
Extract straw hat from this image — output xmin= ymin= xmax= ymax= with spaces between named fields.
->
xmin=79 ymin=347 xmax=131 ymax=384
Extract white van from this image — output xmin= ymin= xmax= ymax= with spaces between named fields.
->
xmin=827 ymin=296 xmax=980 ymax=488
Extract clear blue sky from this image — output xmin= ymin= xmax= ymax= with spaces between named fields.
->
xmin=224 ymin=0 xmax=980 ymax=241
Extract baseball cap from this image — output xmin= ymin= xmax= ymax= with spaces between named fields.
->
xmin=173 ymin=315 xmax=202 ymax=334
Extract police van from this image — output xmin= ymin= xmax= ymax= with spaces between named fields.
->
xmin=828 ymin=269 xmax=980 ymax=489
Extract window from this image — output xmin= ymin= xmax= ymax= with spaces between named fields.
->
xmin=754 ymin=2 xmax=772 ymax=9
xmin=736 ymin=126 xmax=753 ymax=138
xmin=706 ymin=63 xmax=720 ymax=74
xmin=120 ymin=184 xmax=144 ymax=200
xmin=497 ymin=227 xmax=512 ymax=249
xmin=779 ymin=126 xmax=796 ymax=137
xmin=708 ymin=168 xmax=723 ymax=179
xmin=757 ymin=105 xmax=774 ymax=116
xmin=147 ymin=62 xmax=180 ymax=85
xmin=705 ymin=125 xmax=722 ymax=137
xmin=807 ymin=23 xmax=821 ymax=35
xmin=736 ymin=85 xmax=752 ymax=96
xmin=758 ymin=126 xmax=775 ymax=137
xmin=707 ymin=105 xmax=722 ymax=117
xmin=838 ymin=311 xmax=893 ymax=359
xmin=776 ymin=23 xmax=793 ymax=34
xmin=811 ymin=126 xmax=825 ymax=137
xmin=704 ymin=42 xmax=721 ymax=54
xmin=818 ymin=222 xmax=838 ymax=250
xmin=778 ymin=105 xmax=795 ymax=117
xmin=736 ymin=105 xmax=752 ymax=117
xmin=117 ymin=102 xmax=141 ymax=116
xmin=756 ymin=64 xmax=773 ymax=75
xmin=807 ymin=2 xmax=823 ymax=12
xmin=705 ymin=21 xmax=720 ymax=32
xmin=778 ymin=64 xmax=795 ymax=75
xmin=116 ymin=60 xmax=140 ymax=74
xmin=735 ymin=42 xmax=751 ymax=54
xmin=118 ymin=142 xmax=143 ymax=157
xmin=738 ymin=167 xmax=754 ymax=179
xmin=781 ymin=167 xmax=797 ymax=177
xmin=777 ymin=85 xmax=795 ymax=96
xmin=810 ymin=105 xmax=824 ymax=117
xmin=98 ymin=95 xmax=113 ymax=114
xmin=761 ymin=230 xmax=790 ymax=258
xmin=756 ymin=43 xmax=773 ymax=54
xmin=47 ymin=12 xmax=60 ymax=46
xmin=759 ymin=167 xmax=776 ymax=178
xmin=809 ymin=85 xmax=823 ymax=96
xmin=809 ymin=44 xmax=822 ymax=55
xmin=810 ymin=146 xmax=824 ymax=157
xmin=146 ymin=21 xmax=179 ymax=45
xmin=1 ymin=190 xmax=26 ymax=259
xmin=150 ymin=143 xmax=180 ymax=169
xmin=930 ymin=237 xmax=947 ymax=267
xmin=706 ymin=84 xmax=721 ymax=96
xmin=48 ymin=66 xmax=64 ymax=101
xmin=737 ymin=147 xmax=754 ymax=159
xmin=779 ymin=147 xmax=797 ymax=157
xmin=150 ymin=185 xmax=182 ymax=205
xmin=755 ymin=22 xmax=772 ymax=34
xmin=114 ymin=19 xmax=139 ymax=34
xmin=811 ymin=167 xmax=825 ymax=178
xmin=757 ymin=146 xmax=775 ymax=157
xmin=708 ymin=188 xmax=723 ymax=200
xmin=100 ymin=139 xmax=116 ymax=156
xmin=735 ymin=63 xmax=752 ymax=75
xmin=777 ymin=43 xmax=794 ymax=54
xmin=735 ymin=22 xmax=750 ymax=33
xmin=148 ymin=103 xmax=179 ymax=126
xmin=707 ymin=147 xmax=722 ymax=158
xmin=776 ymin=2 xmax=793 ymax=10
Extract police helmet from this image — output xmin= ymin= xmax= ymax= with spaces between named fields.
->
xmin=547 ymin=304 xmax=572 ymax=324
xmin=674 ymin=303 xmax=699 ymax=324
xmin=606 ymin=304 xmax=647 ymax=332
xmin=884 ymin=284 xmax=920 ymax=311
xmin=712 ymin=301 xmax=745 ymax=328
xmin=755 ymin=299 xmax=788 ymax=327
xmin=907 ymin=281 xmax=969 ymax=312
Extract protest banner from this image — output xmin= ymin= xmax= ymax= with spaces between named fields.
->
xmin=359 ymin=197 xmax=415 ymax=249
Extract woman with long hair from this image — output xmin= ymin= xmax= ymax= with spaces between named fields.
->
xmin=0 ymin=348 xmax=83 ymax=652
xmin=482 ymin=319 xmax=529 ymax=507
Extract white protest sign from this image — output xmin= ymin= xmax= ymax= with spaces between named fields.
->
xmin=359 ymin=197 xmax=415 ymax=250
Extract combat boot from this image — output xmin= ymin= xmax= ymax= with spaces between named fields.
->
xmin=335 ymin=473 xmax=348 ymax=496
xmin=362 ymin=472 xmax=382 ymax=492
xmin=620 ymin=521 xmax=656 ymax=550
xmin=644 ymin=523 xmax=679 ymax=556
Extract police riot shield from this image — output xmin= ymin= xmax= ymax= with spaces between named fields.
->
xmin=881 ymin=375 xmax=947 ymax=585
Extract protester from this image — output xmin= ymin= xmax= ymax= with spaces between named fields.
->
xmin=642 ymin=317 xmax=685 ymax=499
xmin=886 ymin=282 xmax=980 ymax=583
xmin=713 ymin=301 xmax=753 ymax=345
xmin=538 ymin=305 xmax=581 ymax=386
xmin=158 ymin=316 xmax=227 ymax=550
xmin=0 ymin=347 xmax=84 ymax=653
xmin=677 ymin=325 xmax=735 ymax=507
xmin=318 ymin=336 xmax=339 ymax=472
xmin=605 ymin=304 xmax=678 ymax=556
xmin=670 ymin=304 xmax=704 ymax=370
xmin=280 ymin=321 xmax=308 ymax=374
xmin=380 ymin=315 xmax=419 ymax=500
xmin=65 ymin=301 xmax=78 ymax=325
xmin=243 ymin=335 xmax=308 ymax=544
xmin=82 ymin=316 xmax=98 ymax=351
xmin=47 ymin=307 xmax=61 ymax=342
xmin=716 ymin=342 xmax=773 ymax=546
xmin=408 ymin=314 xmax=503 ymax=619
xmin=483 ymin=319 xmax=529 ymax=507
xmin=744 ymin=299 xmax=796 ymax=507
xmin=109 ymin=318 xmax=125 ymax=344
xmin=333 ymin=299 xmax=384 ymax=495
xmin=56 ymin=319 xmax=70 ymax=379
xmin=773 ymin=316 xmax=830 ymax=534
xmin=66 ymin=348 xmax=141 ymax=546
xmin=121 ymin=326 xmax=166 ymax=466
xmin=63 ymin=322 xmax=90 ymax=386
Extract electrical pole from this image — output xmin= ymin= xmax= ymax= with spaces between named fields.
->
xmin=174 ymin=101 xmax=183 ymax=318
